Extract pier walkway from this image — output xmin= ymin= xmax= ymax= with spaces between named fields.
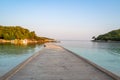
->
xmin=1 ymin=43 xmax=119 ymax=80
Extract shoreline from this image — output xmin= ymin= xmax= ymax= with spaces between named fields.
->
xmin=92 ymin=40 xmax=120 ymax=43
xmin=0 ymin=39 xmax=56 ymax=45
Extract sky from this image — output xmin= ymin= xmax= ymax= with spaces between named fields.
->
xmin=0 ymin=0 xmax=120 ymax=40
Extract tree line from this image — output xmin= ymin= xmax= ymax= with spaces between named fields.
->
xmin=0 ymin=25 xmax=52 ymax=41
xmin=93 ymin=29 xmax=120 ymax=41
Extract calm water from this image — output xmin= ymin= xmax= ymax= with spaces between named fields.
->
xmin=0 ymin=44 xmax=42 ymax=77
xmin=59 ymin=40 xmax=120 ymax=76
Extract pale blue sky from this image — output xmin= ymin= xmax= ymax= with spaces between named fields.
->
xmin=0 ymin=0 xmax=120 ymax=40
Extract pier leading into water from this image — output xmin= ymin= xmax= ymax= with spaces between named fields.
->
xmin=1 ymin=43 xmax=120 ymax=80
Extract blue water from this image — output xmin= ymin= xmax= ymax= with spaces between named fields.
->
xmin=59 ymin=40 xmax=120 ymax=76
xmin=0 ymin=44 xmax=42 ymax=77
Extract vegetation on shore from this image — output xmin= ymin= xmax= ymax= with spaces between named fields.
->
xmin=0 ymin=25 xmax=55 ymax=44
xmin=92 ymin=28 xmax=120 ymax=41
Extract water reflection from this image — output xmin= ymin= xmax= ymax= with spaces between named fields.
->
xmin=107 ymin=43 xmax=120 ymax=55
xmin=92 ymin=42 xmax=120 ymax=55
xmin=0 ymin=43 xmax=42 ymax=77
xmin=0 ymin=43 xmax=42 ymax=54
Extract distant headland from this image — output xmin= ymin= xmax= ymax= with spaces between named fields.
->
xmin=92 ymin=28 xmax=120 ymax=42
xmin=0 ymin=25 xmax=56 ymax=44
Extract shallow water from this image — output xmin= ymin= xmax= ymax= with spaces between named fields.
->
xmin=59 ymin=40 xmax=120 ymax=76
xmin=0 ymin=44 xmax=42 ymax=77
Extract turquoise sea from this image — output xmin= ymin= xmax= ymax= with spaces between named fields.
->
xmin=59 ymin=40 xmax=120 ymax=76
xmin=0 ymin=41 xmax=120 ymax=77
xmin=0 ymin=44 xmax=42 ymax=77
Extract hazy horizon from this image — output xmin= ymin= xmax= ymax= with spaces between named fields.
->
xmin=1 ymin=0 xmax=120 ymax=40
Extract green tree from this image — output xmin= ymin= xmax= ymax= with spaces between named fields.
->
xmin=95 ymin=29 xmax=120 ymax=41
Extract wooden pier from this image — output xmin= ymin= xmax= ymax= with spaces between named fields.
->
xmin=1 ymin=43 xmax=120 ymax=80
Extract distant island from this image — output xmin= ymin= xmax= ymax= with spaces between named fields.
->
xmin=0 ymin=25 xmax=56 ymax=44
xmin=92 ymin=28 xmax=120 ymax=41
